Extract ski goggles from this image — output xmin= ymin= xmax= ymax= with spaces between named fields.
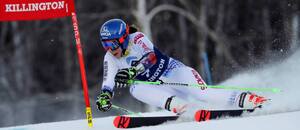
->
xmin=101 ymin=25 xmax=129 ymax=51
xmin=102 ymin=39 xmax=120 ymax=51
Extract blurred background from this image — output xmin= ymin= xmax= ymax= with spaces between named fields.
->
xmin=0 ymin=0 xmax=300 ymax=127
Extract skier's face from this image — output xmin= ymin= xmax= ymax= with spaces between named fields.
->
xmin=102 ymin=39 xmax=123 ymax=58
xmin=108 ymin=47 xmax=122 ymax=58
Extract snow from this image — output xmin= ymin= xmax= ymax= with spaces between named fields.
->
xmin=1 ymin=110 xmax=299 ymax=130
xmin=1 ymin=50 xmax=300 ymax=130
xmin=221 ymin=50 xmax=300 ymax=113
xmin=138 ymin=111 xmax=300 ymax=130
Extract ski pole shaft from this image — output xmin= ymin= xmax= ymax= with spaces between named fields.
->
xmin=112 ymin=105 xmax=140 ymax=115
xmin=129 ymin=80 xmax=281 ymax=93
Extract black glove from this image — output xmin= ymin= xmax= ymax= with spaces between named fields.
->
xmin=96 ymin=91 xmax=112 ymax=112
xmin=114 ymin=67 xmax=137 ymax=88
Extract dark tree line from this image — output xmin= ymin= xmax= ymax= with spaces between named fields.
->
xmin=0 ymin=0 xmax=299 ymax=127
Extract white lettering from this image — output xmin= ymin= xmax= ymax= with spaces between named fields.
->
xmin=72 ymin=13 xmax=81 ymax=44
xmin=58 ymin=1 xmax=65 ymax=9
xmin=51 ymin=2 xmax=58 ymax=9
xmin=39 ymin=3 xmax=46 ymax=11
xmin=22 ymin=4 xmax=28 ymax=11
xmin=4 ymin=1 xmax=66 ymax=12
xmin=101 ymin=26 xmax=111 ymax=36
xmin=27 ymin=3 xmax=32 ymax=11
xmin=45 ymin=2 xmax=52 ymax=10
xmin=5 ymin=4 xmax=13 ymax=12
xmin=16 ymin=4 xmax=20 ymax=12
xmin=31 ymin=3 xmax=39 ymax=11
xmin=149 ymin=59 xmax=165 ymax=81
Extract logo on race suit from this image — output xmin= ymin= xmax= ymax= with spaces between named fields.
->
xmin=140 ymin=69 xmax=150 ymax=77
xmin=162 ymin=59 xmax=184 ymax=77
xmin=134 ymin=33 xmax=144 ymax=44
xmin=101 ymin=26 xmax=111 ymax=37
xmin=148 ymin=59 xmax=165 ymax=81
xmin=133 ymin=33 xmax=150 ymax=52
xmin=228 ymin=91 xmax=238 ymax=106
xmin=191 ymin=69 xmax=206 ymax=90
xmin=103 ymin=61 xmax=108 ymax=81
xmin=126 ymin=56 xmax=138 ymax=66
xmin=138 ymin=40 xmax=151 ymax=52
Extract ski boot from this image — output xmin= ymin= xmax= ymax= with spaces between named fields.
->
xmin=238 ymin=92 xmax=269 ymax=109
xmin=165 ymin=96 xmax=189 ymax=115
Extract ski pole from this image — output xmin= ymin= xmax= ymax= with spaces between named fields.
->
xmin=112 ymin=105 xmax=141 ymax=115
xmin=128 ymin=80 xmax=281 ymax=93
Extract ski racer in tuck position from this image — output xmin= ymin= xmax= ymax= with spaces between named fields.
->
xmin=96 ymin=19 xmax=268 ymax=114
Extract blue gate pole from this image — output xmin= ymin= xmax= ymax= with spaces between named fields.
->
xmin=202 ymin=52 xmax=213 ymax=85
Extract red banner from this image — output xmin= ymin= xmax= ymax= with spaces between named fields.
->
xmin=0 ymin=0 xmax=93 ymax=126
xmin=0 ymin=0 xmax=75 ymax=21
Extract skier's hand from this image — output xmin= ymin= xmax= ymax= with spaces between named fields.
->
xmin=96 ymin=91 xmax=112 ymax=112
xmin=114 ymin=67 xmax=137 ymax=88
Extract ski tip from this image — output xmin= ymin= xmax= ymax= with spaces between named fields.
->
xmin=113 ymin=116 xmax=131 ymax=128
xmin=194 ymin=111 xmax=200 ymax=122
xmin=194 ymin=110 xmax=211 ymax=122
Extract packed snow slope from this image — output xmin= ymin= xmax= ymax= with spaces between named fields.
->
xmin=0 ymin=110 xmax=299 ymax=130
xmin=1 ymin=49 xmax=300 ymax=130
xmin=221 ymin=50 xmax=300 ymax=113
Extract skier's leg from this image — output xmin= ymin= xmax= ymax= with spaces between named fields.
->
xmin=129 ymin=84 xmax=190 ymax=114
xmin=182 ymin=68 xmax=268 ymax=109
xmin=163 ymin=66 xmax=268 ymax=109
xmin=161 ymin=66 xmax=219 ymax=111
xmin=188 ymin=86 xmax=268 ymax=109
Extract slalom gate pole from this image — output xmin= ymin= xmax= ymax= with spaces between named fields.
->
xmin=128 ymin=80 xmax=281 ymax=93
xmin=71 ymin=12 xmax=93 ymax=127
xmin=0 ymin=0 xmax=93 ymax=127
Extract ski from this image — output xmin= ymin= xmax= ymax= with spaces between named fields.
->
xmin=113 ymin=115 xmax=179 ymax=128
xmin=113 ymin=108 xmax=255 ymax=129
xmin=194 ymin=108 xmax=255 ymax=122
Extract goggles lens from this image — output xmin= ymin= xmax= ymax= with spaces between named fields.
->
xmin=102 ymin=40 xmax=120 ymax=51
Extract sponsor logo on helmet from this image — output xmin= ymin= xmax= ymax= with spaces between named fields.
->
xmin=101 ymin=26 xmax=111 ymax=37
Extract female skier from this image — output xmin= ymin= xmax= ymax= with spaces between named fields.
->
xmin=96 ymin=19 xmax=267 ymax=114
